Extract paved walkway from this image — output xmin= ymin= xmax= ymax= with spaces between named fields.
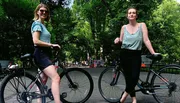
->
xmin=0 ymin=67 xmax=179 ymax=103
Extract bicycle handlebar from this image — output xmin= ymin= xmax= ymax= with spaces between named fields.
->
xmin=51 ymin=45 xmax=60 ymax=50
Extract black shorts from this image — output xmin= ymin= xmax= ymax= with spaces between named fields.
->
xmin=33 ymin=46 xmax=52 ymax=71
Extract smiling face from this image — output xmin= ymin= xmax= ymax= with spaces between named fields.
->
xmin=127 ymin=8 xmax=137 ymax=21
xmin=33 ymin=3 xmax=50 ymax=22
xmin=37 ymin=7 xmax=49 ymax=20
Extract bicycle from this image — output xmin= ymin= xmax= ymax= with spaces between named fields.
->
xmin=98 ymin=53 xmax=180 ymax=103
xmin=0 ymin=47 xmax=94 ymax=103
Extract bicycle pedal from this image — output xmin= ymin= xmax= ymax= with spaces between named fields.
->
xmin=146 ymin=90 xmax=154 ymax=95
xmin=47 ymin=89 xmax=54 ymax=100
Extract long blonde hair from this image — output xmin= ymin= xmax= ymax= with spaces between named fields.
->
xmin=33 ymin=3 xmax=50 ymax=22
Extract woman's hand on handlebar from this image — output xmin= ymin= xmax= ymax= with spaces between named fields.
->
xmin=51 ymin=44 xmax=61 ymax=49
xmin=153 ymin=53 xmax=161 ymax=55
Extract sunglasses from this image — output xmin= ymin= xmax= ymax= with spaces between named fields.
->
xmin=39 ymin=9 xmax=48 ymax=13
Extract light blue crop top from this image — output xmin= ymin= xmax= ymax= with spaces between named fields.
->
xmin=121 ymin=24 xmax=143 ymax=50
xmin=31 ymin=21 xmax=51 ymax=44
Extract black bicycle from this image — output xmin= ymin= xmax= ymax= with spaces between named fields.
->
xmin=98 ymin=53 xmax=180 ymax=103
xmin=0 ymin=48 xmax=94 ymax=103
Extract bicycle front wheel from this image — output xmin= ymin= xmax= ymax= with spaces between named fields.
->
xmin=60 ymin=68 xmax=94 ymax=103
xmin=0 ymin=70 xmax=45 ymax=103
xmin=151 ymin=65 xmax=180 ymax=103
xmin=98 ymin=67 xmax=125 ymax=103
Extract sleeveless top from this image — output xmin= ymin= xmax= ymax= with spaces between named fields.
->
xmin=31 ymin=21 xmax=51 ymax=46
xmin=121 ymin=24 xmax=143 ymax=50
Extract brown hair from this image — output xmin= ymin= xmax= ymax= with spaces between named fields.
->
xmin=33 ymin=3 xmax=50 ymax=22
xmin=126 ymin=7 xmax=138 ymax=17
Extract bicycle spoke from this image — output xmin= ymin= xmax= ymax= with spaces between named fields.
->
xmin=173 ymin=74 xmax=180 ymax=83
xmin=152 ymin=66 xmax=180 ymax=103
xmin=60 ymin=68 xmax=93 ymax=103
xmin=7 ymin=78 xmax=19 ymax=92
xmin=0 ymin=72 xmax=45 ymax=103
xmin=18 ymin=76 xmax=27 ymax=89
xmin=98 ymin=67 xmax=125 ymax=102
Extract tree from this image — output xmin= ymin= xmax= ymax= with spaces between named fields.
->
xmin=149 ymin=0 xmax=180 ymax=63
xmin=50 ymin=6 xmax=76 ymax=61
xmin=0 ymin=0 xmax=38 ymax=59
xmin=72 ymin=0 xmax=162 ymax=62
xmin=1 ymin=0 xmax=179 ymax=65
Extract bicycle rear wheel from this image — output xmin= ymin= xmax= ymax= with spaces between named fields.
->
xmin=60 ymin=68 xmax=94 ymax=103
xmin=98 ymin=67 xmax=125 ymax=103
xmin=0 ymin=70 xmax=45 ymax=103
xmin=151 ymin=65 xmax=180 ymax=103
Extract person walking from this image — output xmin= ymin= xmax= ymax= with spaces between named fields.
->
xmin=31 ymin=3 xmax=61 ymax=103
xmin=114 ymin=7 xmax=156 ymax=103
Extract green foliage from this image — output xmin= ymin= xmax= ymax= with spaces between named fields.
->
xmin=0 ymin=0 xmax=180 ymax=64
xmin=72 ymin=0 xmax=162 ymax=62
xmin=2 ymin=0 xmax=37 ymax=18
xmin=69 ymin=20 xmax=94 ymax=61
xmin=50 ymin=7 xmax=77 ymax=61
xmin=149 ymin=0 xmax=180 ymax=63
xmin=0 ymin=0 xmax=4 ymax=18
xmin=0 ymin=0 xmax=38 ymax=59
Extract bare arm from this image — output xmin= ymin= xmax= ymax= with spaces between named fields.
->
xmin=142 ymin=23 xmax=155 ymax=54
xmin=114 ymin=25 xmax=125 ymax=44
xmin=32 ymin=31 xmax=60 ymax=48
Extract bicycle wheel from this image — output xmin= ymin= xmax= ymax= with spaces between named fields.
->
xmin=98 ymin=67 xmax=125 ymax=103
xmin=151 ymin=65 xmax=180 ymax=103
xmin=60 ymin=68 xmax=94 ymax=103
xmin=0 ymin=70 xmax=45 ymax=103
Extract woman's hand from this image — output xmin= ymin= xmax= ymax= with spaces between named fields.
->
xmin=114 ymin=37 xmax=120 ymax=44
xmin=51 ymin=44 xmax=61 ymax=49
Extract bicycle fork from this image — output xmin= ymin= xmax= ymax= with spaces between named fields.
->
xmin=110 ymin=69 xmax=120 ymax=86
xmin=60 ymin=70 xmax=79 ymax=99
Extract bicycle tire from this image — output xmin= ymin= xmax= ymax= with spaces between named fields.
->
xmin=151 ymin=64 xmax=180 ymax=103
xmin=0 ymin=70 xmax=45 ymax=103
xmin=60 ymin=68 xmax=94 ymax=103
xmin=98 ymin=67 xmax=125 ymax=103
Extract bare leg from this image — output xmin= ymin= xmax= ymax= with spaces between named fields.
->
xmin=120 ymin=91 xmax=128 ymax=103
xmin=132 ymin=97 xmax=137 ymax=103
xmin=43 ymin=65 xmax=61 ymax=103
xmin=40 ymin=72 xmax=48 ymax=84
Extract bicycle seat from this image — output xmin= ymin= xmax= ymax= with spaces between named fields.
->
xmin=146 ymin=53 xmax=162 ymax=61
xmin=20 ymin=53 xmax=32 ymax=60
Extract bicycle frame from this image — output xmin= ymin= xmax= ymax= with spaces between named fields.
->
xmin=53 ymin=50 xmax=79 ymax=89
xmin=98 ymin=54 xmax=180 ymax=103
xmin=26 ymin=50 xmax=79 ymax=99
xmin=135 ymin=60 xmax=170 ymax=94
xmin=0 ymin=53 xmax=55 ymax=101
xmin=0 ymin=48 xmax=94 ymax=103
xmin=111 ymin=59 xmax=171 ymax=94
